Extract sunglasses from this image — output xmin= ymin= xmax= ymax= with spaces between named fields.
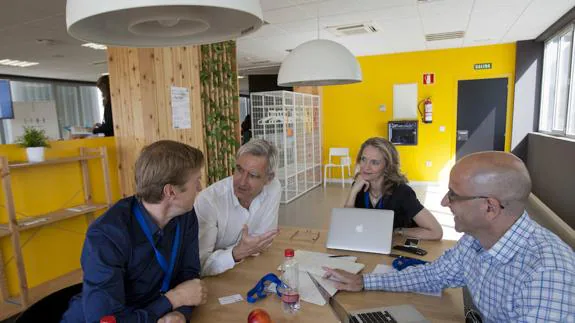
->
xmin=446 ymin=189 xmax=505 ymax=209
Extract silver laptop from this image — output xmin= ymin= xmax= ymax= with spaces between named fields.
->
xmin=326 ymin=208 xmax=394 ymax=254
xmin=308 ymin=272 xmax=429 ymax=323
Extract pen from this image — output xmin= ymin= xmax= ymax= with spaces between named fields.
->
xmin=329 ymin=255 xmax=350 ymax=258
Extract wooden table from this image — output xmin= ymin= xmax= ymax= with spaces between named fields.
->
xmin=193 ymin=226 xmax=464 ymax=322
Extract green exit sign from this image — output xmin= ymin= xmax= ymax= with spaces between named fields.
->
xmin=474 ymin=63 xmax=492 ymax=70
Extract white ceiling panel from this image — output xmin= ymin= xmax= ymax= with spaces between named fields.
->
xmin=466 ymin=8 xmax=521 ymax=42
xmin=320 ymin=6 xmax=419 ymax=28
xmin=260 ymin=0 xmax=298 ymax=11
xmin=375 ymin=18 xmax=426 ymax=53
xmin=425 ymin=38 xmax=464 ymax=50
xmin=357 ymin=0 xmax=417 ymax=10
xmin=503 ymin=0 xmax=575 ymax=41
xmin=421 ymin=13 xmax=469 ymax=35
xmin=416 ymin=0 xmax=474 ymax=16
xmin=0 ymin=0 xmax=572 ymax=80
xmin=241 ymin=24 xmax=288 ymax=39
xmin=263 ymin=6 xmax=312 ymax=24
xmin=473 ymin=0 xmax=531 ymax=12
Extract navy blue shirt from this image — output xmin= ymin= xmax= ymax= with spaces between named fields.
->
xmin=61 ymin=196 xmax=201 ymax=323
xmin=354 ymin=183 xmax=424 ymax=229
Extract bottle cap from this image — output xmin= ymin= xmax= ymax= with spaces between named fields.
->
xmin=284 ymin=248 xmax=294 ymax=257
xmin=100 ymin=316 xmax=116 ymax=323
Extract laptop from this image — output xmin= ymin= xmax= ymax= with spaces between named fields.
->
xmin=326 ymin=208 xmax=395 ymax=254
xmin=308 ymin=272 xmax=429 ymax=323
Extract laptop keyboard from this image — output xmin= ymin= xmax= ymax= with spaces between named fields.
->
xmin=351 ymin=310 xmax=398 ymax=323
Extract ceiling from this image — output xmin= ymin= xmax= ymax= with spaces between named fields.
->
xmin=0 ymin=0 xmax=573 ymax=82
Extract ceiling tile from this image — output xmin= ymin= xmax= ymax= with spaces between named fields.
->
xmin=473 ymin=0 xmax=531 ymax=12
xmin=261 ymin=0 xmax=297 ymax=11
xmin=503 ymin=0 xmax=575 ymax=41
xmin=263 ymin=6 xmax=313 ymax=24
xmin=466 ymin=8 xmax=520 ymax=42
xmin=425 ymin=38 xmax=464 ymax=50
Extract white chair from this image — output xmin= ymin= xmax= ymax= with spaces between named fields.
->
xmin=323 ymin=148 xmax=352 ymax=187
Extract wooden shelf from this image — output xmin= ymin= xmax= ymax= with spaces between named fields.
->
xmin=0 ymin=147 xmax=113 ymax=308
xmin=0 ymin=227 xmax=9 ymax=238
xmin=0 ymin=203 xmax=108 ymax=233
xmin=7 ymin=155 xmax=102 ymax=169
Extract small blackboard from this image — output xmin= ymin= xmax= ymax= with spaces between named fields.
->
xmin=388 ymin=120 xmax=418 ymax=146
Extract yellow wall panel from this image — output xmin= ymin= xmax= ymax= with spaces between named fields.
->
xmin=322 ymin=43 xmax=516 ymax=182
xmin=0 ymin=137 xmax=121 ymax=296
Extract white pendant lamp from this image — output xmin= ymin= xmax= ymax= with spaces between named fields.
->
xmin=66 ymin=0 xmax=263 ymax=47
xmin=277 ymin=39 xmax=362 ymax=86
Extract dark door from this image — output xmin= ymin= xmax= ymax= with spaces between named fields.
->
xmin=456 ymin=78 xmax=508 ymax=160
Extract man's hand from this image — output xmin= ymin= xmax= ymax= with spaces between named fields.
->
xmin=322 ymin=267 xmax=364 ymax=292
xmin=232 ymin=225 xmax=280 ymax=262
xmin=165 ymin=279 xmax=208 ymax=308
xmin=157 ymin=311 xmax=186 ymax=323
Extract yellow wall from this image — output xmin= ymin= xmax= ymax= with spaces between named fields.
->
xmin=0 ymin=137 xmax=121 ymax=296
xmin=322 ymin=43 xmax=516 ymax=182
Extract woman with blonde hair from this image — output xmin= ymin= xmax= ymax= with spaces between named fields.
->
xmin=344 ymin=137 xmax=443 ymax=240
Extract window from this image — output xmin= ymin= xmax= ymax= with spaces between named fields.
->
xmin=1 ymin=79 xmax=100 ymax=143
xmin=540 ymin=25 xmax=575 ymax=137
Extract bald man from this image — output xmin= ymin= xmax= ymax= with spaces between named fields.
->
xmin=323 ymin=151 xmax=574 ymax=322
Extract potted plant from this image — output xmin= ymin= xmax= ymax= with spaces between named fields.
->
xmin=16 ymin=126 xmax=50 ymax=162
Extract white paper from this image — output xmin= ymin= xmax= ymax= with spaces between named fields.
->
xmin=171 ymin=86 xmax=191 ymax=129
xmin=218 ymin=294 xmax=243 ymax=305
xmin=276 ymin=250 xmax=364 ymax=306
xmin=393 ymin=83 xmax=418 ymax=119
xmin=299 ymin=272 xmax=328 ymax=306
xmin=371 ymin=264 xmax=442 ymax=297
xmin=281 ymin=250 xmax=364 ymax=277
xmin=372 ymin=264 xmax=395 ymax=275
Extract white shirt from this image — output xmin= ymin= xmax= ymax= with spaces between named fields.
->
xmin=194 ymin=176 xmax=281 ymax=276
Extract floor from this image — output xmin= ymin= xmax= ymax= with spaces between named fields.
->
xmin=279 ymin=182 xmax=463 ymax=241
xmin=0 ymin=182 xmax=461 ymax=323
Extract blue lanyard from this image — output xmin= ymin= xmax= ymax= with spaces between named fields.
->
xmin=364 ymin=191 xmax=384 ymax=209
xmin=132 ymin=202 xmax=181 ymax=293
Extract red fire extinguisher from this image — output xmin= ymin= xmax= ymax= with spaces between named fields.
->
xmin=418 ymin=97 xmax=433 ymax=123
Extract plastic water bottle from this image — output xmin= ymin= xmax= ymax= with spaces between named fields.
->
xmin=280 ymin=248 xmax=301 ymax=314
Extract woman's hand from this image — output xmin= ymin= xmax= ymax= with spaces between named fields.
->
xmin=344 ymin=173 xmax=370 ymax=207
xmin=351 ymin=173 xmax=370 ymax=194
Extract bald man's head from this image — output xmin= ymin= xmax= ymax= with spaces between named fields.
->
xmin=452 ymin=151 xmax=532 ymax=208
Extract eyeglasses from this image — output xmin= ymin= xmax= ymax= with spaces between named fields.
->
xmin=445 ymin=189 xmax=505 ymax=209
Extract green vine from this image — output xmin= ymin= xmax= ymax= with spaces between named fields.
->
xmin=200 ymin=41 xmax=240 ymax=184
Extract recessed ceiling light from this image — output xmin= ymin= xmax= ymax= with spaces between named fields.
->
xmin=82 ymin=43 xmax=108 ymax=50
xmin=0 ymin=59 xmax=39 ymax=67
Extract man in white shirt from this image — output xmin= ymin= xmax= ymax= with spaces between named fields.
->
xmin=194 ymin=139 xmax=281 ymax=276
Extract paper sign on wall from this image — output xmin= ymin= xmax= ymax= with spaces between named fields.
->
xmin=171 ymin=86 xmax=191 ymax=129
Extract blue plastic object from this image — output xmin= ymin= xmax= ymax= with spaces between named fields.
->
xmin=392 ymin=256 xmax=428 ymax=271
xmin=246 ymin=273 xmax=284 ymax=303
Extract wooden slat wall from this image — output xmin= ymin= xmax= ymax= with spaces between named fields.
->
xmin=294 ymin=86 xmax=322 ymax=96
xmin=200 ymin=41 xmax=240 ymax=184
xmin=107 ymin=46 xmax=205 ymax=197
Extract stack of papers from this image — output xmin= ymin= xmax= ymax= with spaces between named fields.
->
xmin=277 ymin=250 xmax=365 ymax=306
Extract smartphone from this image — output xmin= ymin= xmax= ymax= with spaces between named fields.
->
xmin=392 ymin=245 xmax=428 ymax=256
xmin=404 ymin=238 xmax=419 ymax=247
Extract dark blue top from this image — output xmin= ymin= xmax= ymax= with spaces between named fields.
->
xmin=353 ymin=183 xmax=424 ymax=229
xmin=61 ymin=196 xmax=200 ymax=323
